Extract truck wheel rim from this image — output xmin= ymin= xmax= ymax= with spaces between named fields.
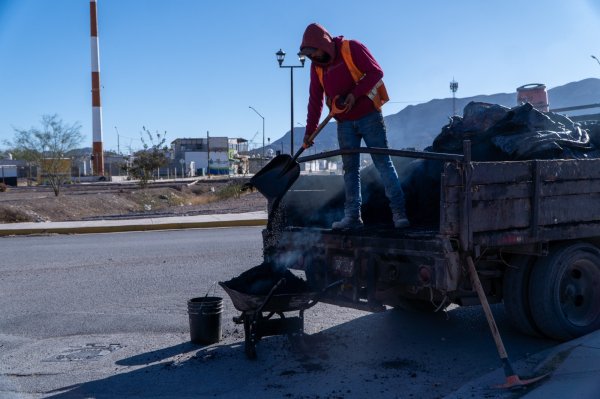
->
xmin=559 ymin=259 xmax=600 ymax=327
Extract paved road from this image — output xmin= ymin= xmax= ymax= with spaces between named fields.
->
xmin=0 ymin=228 xmax=560 ymax=398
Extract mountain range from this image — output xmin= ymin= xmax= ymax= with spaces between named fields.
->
xmin=263 ymin=77 xmax=600 ymax=154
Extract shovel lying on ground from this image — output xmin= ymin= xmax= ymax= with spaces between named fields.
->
xmin=250 ymin=96 xmax=348 ymax=202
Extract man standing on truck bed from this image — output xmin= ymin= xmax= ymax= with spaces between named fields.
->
xmin=299 ymin=22 xmax=409 ymax=230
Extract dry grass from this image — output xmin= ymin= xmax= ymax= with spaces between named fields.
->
xmin=125 ymin=182 xmax=245 ymax=212
xmin=0 ymin=179 xmax=265 ymax=223
xmin=0 ymin=205 xmax=36 ymax=223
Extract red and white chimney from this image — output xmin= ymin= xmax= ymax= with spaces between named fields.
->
xmin=90 ymin=0 xmax=104 ymax=175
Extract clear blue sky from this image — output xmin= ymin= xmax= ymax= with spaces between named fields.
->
xmin=1 ymin=0 xmax=599 ymax=153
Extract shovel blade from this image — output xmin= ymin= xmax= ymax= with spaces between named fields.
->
xmin=250 ymin=155 xmax=301 ymax=201
xmin=493 ymin=373 xmax=548 ymax=389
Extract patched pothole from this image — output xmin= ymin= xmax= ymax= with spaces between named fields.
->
xmin=43 ymin=343 xmax=122 ymax=362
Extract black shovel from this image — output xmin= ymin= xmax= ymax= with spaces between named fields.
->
xmin=250 ymin=96 xmax=347 ymax=202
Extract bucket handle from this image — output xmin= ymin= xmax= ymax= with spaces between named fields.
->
xmin=189 ymin=282 xmax=220 ymax=312
xmin=204 ymin=281 xmax=217 ymax=298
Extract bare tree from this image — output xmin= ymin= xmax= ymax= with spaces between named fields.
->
xmin=7 ymin=114 xmax=83 ymax=196
xmin=122 ymin=127 xmax=169 ymax=188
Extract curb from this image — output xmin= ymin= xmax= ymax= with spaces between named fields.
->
xmin=445 ymin=330 xmax=600 ymax=399
xmin=0 ymin=214 xmax=268 ymax=236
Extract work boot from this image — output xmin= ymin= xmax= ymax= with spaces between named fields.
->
xmin=332 ymin=216 xmax=364 ymax=230
xmin=393 ymin=212 xmax=410 ymax=229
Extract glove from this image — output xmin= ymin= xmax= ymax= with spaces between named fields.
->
xmin=342 ymin=93 xmax=355 ymax=112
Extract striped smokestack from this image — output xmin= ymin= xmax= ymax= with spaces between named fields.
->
xmin=90 ymin=0 xmax=104 ymax=175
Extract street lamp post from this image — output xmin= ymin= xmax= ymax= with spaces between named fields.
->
xmin=276 ymin=49 xmax=305 ymax=154
xmin=297 ymin=122 xmax=313 ymax=154
xmin=592 ymin=55 xmax=600 ymax=67
xmin=249 ymin=106 xmax=265 ymax=167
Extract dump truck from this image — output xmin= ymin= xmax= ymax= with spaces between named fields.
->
xmin=262 ymin=133 xmax=600 ymax=342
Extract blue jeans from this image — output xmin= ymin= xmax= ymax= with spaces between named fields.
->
xmin=337 ymin=111 xmax=405 ymax=218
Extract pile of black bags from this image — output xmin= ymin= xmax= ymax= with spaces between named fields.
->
xmin=399 ymin=102 xmax=600 ymax=226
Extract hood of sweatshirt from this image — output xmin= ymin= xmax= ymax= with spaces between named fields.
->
xmin=299 ymin=23 xmax=336 ymax=66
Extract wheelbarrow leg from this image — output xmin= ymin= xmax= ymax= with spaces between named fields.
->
xmin=286 ymin=309 xmax=309 ymax=353
xmin=243 ymin=314 xmax=257 ymax=360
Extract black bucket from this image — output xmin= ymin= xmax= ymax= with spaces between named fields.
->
xmin=187 ymin=296 xmax=223 ymax=345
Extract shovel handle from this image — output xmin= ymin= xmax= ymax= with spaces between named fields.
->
xmin=303 ymin=112 xmax=335 ymax=146
xmin=294 ymin=95 xmax=348 ymax=161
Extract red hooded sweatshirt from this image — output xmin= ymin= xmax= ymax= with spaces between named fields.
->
xmin=300 ymin=23 xmax=385 ymax=137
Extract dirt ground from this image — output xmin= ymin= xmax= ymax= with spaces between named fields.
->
xmin=0 ymin=179 xmax=267 ymax=223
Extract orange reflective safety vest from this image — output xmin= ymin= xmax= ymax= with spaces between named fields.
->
xmin=315 ymin=40 xmax=389 ymax=111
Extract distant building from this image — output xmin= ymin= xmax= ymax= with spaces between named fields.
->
xmin=104 ymin=155 xmax=128 ymax=177
xmin=229 ymin=138 xmax=249 ymax=175
xmin=170 ymin=136 xmax=245 ymax=176
xmin=71 ymin=155 xmax=115 ymax=178
xmin=37 ymin=158 xmax=71 ymax=182
xmin=0 ymin=165 xmax=17 ymax=186
xmin=171 ymin=138 xmax=207 ymax=160
xmin=229 ymin=138 xmax=249 ymax=154
xmin=0 ymin=159 xmax=31 ymax=180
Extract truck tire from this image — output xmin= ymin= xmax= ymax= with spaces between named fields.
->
xmin=502 ymin=255 xmax=541 ymax=337
xmin=529 ymin=242 xmax=600 ymax=341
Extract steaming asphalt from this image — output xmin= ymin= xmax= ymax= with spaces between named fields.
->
xmin=0 ymin=227 xmax=560 ymax=398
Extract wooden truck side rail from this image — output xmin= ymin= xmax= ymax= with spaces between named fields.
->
xmin=440 ymin=157 xmax=600 ymax=249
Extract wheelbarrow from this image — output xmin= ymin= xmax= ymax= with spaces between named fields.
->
xmin=219 ymin=278 xmax=341 ymax=359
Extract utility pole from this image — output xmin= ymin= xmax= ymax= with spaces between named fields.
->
xmin=206 ymin=130 xmax=210 ymax=179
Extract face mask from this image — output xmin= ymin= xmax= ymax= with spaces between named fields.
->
xmin=313 ymin=53 xmax=330 ymax=64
